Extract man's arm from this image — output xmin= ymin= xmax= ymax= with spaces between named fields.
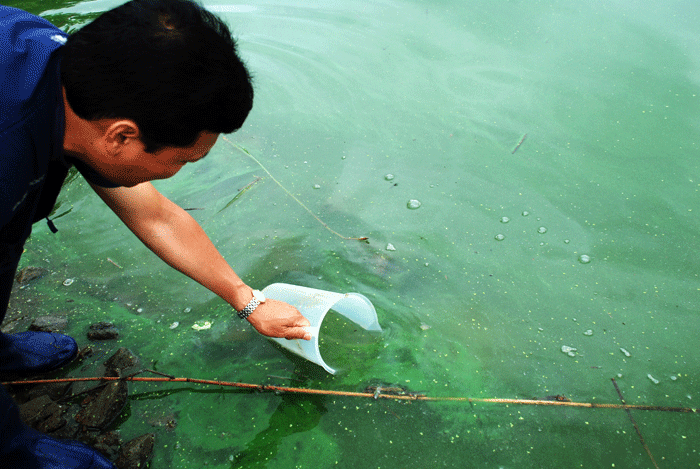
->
xmin=89 ymin=181 xmax=311 ymax=340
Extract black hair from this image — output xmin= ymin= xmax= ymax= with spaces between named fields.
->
xmin=61 ymin=0 xmax=254 ymax=152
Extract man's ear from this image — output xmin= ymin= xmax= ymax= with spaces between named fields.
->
xmin=103 ymin=120 xmax=141 ymax=154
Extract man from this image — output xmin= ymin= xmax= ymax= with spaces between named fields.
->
xmin=1 ymin=1 xmax=311 ymax=467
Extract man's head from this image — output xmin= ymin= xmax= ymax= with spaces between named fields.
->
xmin=61 ymin=0 xmax=253 ymax=155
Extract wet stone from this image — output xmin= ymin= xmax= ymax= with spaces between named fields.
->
xmin=15 ymin=266 xmax=48 ymax=285
xmin=104 ymin=347 xmax=140 ymax=377
xmin=50 ymin=404 xmax=81 ymax=440
xmin=18 ymin=395 xmax=67 ymax=434
xmin=88 ymin=322 xmax=119 ymax=341
xmin=29 ymin=315 xmax=68 ymax=333
xmin=27 ymin=380 xmax=72 ymax=402
xmin=115 ymin=433 xmax=155 ymax=469
xmin=75 ymin=380 xmax=128 ymax=430
xmin=84 ymin=430 xmax=122 ymax=461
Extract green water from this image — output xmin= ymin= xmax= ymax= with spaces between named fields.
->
xmin=6 ymin=0 xmax=700 ymax=467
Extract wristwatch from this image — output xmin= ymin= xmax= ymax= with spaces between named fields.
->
xmin=237 ymin=289 xmax=266 ymax=319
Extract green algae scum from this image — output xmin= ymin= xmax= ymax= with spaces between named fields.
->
xmin=5 ymin=0 xmax=700 ymax=467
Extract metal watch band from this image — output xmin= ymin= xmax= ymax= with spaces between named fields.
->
xmin=237 ymin=297 xmax=260 ymax=320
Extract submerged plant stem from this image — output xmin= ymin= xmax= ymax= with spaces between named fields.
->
xmin=222 ymin=136 xmax=367 ymax=241
xmin=218 ymin=176 xmax=262 ymax=213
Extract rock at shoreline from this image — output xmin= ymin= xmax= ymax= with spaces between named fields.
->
xmin=88 ymin=322 xmax=119 ymax=341
xmin=18 ymin=395 xmax=67 ymax=434
xmin=26 ymin=380 xmax=72 ymax=402
xmin=29 ymin=315 xmax=68 ymax=333
xmin=75 ymin=380 xmax=128 ymax=430
xmin=104 ymin=347 xmax=140 ymax=377
xmin=15 ymin=266 xmax=48 ymax=285
xmin=115 ymin=433 xmax=155 ymax=469
xmin=84 ymin=431 xmax=122 ymax=461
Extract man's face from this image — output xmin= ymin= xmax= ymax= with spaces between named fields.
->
xmin=93 ymin=131 xmax=219 ymax=187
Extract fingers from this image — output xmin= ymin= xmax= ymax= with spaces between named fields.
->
xmin=285 ymin=327 xmax=312 ymax=341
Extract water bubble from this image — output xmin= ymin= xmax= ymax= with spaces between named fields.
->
xmin=670 ymin=375 xmax=678 ymax=381
xmin=183 ymin=307 xmax=192 ymax=313
xmin=522 ymin=211 xmax=529 ymax=217
xmin=583 ymin=329 xmax=593 ymax=336
xmin=313 ymin=184 xmax=321 ymax=189
xmin=620 ymin=347 xmax=631 ymax=357
xmin=169 ymin=322 xmax=179 ymax=330
xmin=561 ymin=345 xmax=577 ymax=357
xmin=647 ymin=374 xmax=659 ymax=385
xmin=578 ymin=254 xmax=591 ymax=264
xmin=192 ymin=321 xmax=212 ymax=331
xmin=494 ymin=234 xmax=505 ymax=241
xmin=62 ymin=278 xmax=74 ymax=286
xmin=341 ymin=155 xmax=346 ymax=160
xmin=384 ymin=174 xmax=395 ymax=181
xmin=407 ymin=199 xmax=422 ymax=209
xmin=564 ymin=239 xmax=570 ymax=244
xmin=537 ymin=226 xmax=547 ymax=234
xmin=500 ymin=216 xmax=510 ymax=223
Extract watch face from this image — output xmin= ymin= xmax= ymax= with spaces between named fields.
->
xmin=253 ymin=289 xmax=266 ymax=302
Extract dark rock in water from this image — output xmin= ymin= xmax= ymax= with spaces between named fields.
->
xmin=18 ymin=394 xmax=67 ymax=434
xmin=29 ymin=315 xmax=68 ymax=333
xmin=88 ymin=322 xmax=119 ymax=340
xmin=27 ymin=380 xmax=72 ymax=402
xmin=115 ymin=433 xmax=155 ymax=469
xmin=75 ymin=380 xmax=128 ymax=430
xmin=50 ymin=404 xmax=81 ymax=440
xmin=104 ymin=347 xmax=140 ymax=377
xmin=15 ymin=266 xmax=48 ymax=285
xmin=83 ymin=430 xmax=122 ymax=461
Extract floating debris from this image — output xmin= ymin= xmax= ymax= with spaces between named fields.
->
xmin=620 ymin=347 xmax=631 ymax=357
xmin=62 ymin=278 xmax=74 ymax=286
xmin=192 ymin=321 xmax=212 ymax=331
xmin=419 ymin=322 xmax=431 ymax=331
xmin=106 ymin=258 xmax=122 ymax=269
xmin=386 ymin=243 xmax=396 ymax=251
xmin=511 ymin=133 xmax=527 ymax=154
xmin=561 ymin=345 xmax=577 ymax=357
xmin=647 ymin=374 xmax=659 ymax=385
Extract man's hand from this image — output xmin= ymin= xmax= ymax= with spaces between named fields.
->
xmin=89 ymin=182 xmax=312 ymax=341
xmin=246 ymin=299 xmax=312 ymax=340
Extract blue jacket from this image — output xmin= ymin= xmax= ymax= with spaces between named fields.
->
xmin=0 ymin=6 xmax=114 ymax=276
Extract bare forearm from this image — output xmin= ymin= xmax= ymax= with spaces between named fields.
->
xmin=131 ymin=200 xmax=250 ymax=310
xmin=91 ymin=182 xmax=310 ymax=340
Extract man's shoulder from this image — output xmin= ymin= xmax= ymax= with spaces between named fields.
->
xmin=0 ymin=6 xmax=67 ymax=130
